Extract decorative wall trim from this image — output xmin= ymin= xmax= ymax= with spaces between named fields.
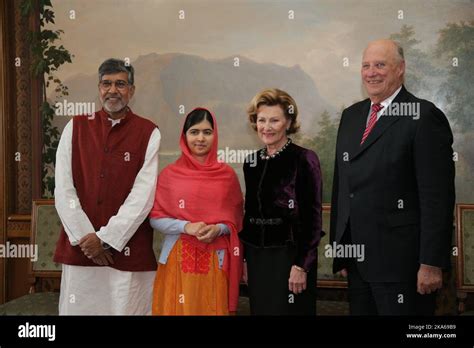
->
xmin=7 ymin=214 xmax=31 ymax=238
xmin=0 ymin=0 xmax=14 ymax=305
xmin=456 ymin=204 xmax=474 ymax=292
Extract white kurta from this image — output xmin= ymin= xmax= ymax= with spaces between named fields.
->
xmin=55 ymin=118 xmax=161 ymax=315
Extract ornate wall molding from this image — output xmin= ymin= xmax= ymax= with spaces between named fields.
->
xmin=13 ymin=0 xmax=33 ymax=214
xmin=7 ymin=215 xmax=31 ymax=238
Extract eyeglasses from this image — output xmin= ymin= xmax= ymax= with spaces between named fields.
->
xmin=99 ymin=80 xmax=130 ymax=90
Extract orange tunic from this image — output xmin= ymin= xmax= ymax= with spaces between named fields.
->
xmin=152 ymin=238 xmax=229 ymax=315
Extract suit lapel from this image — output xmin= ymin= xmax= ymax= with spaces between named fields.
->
xmin=351 ymin=86 xmax=408 ymax=161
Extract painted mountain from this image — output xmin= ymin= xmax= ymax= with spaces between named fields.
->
xmin=52 ymin=52 xmax=332 ymax=152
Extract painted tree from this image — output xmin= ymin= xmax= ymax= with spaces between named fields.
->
xmin=389 ymin=24 xmax=436 ymax=97
xmin=303 ymin=110 xmax=340 ymax=203
xmin=435 ymin=21 xmax=474 ymax=202
xmin=435 ymin=21 xmax=474 ymax=131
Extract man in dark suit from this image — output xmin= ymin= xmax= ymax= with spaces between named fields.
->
xmin=330 ymin=39 xmax=455 ymax=315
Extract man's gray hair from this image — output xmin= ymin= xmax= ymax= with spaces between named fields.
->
xmin=393 ymin=41 xmax=405 ymax=62
xmin=98 ymin=58 xmax=134 ymax=85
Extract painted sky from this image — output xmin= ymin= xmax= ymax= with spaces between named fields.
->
xmin=49 ymin=0 xmax=474 ymax=107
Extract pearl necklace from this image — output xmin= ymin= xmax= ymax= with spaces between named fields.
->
xmin=260 ymin=138 xmax=292 ymax=160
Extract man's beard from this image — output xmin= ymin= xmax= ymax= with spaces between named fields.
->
xmin=102 ymin=95 xmax=127 ymax=113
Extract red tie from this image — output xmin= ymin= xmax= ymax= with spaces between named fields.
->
xmin=360 ymin=103 xmax=382 ymax=145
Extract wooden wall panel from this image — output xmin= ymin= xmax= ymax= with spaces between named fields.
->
xmin=0 ymin=0 xmax=41 ymax=303
xmin=0 ymin=0 xmax=14 ymax=305
xmin=6 ymin=237 xmax=31 ymax=300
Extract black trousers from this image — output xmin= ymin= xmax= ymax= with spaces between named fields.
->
xmin=340 ymin=222 xmax=437 ymax=315
xmin=245 ymin=243 xmax=317 ymax=315
xmin=347 ymin=258 xmax=437 ymax=315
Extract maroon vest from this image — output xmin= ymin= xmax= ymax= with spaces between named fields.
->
xmin=54 ymin=108 xmax=158 ymax=271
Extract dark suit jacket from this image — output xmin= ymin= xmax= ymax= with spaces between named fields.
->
xmin=330 ymin=85 xmax=455 ymax=282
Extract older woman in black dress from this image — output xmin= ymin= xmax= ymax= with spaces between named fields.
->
xmin=240 ymin=88 xmax=323 ymax=315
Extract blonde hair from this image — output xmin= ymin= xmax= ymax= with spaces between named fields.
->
xmin=247 ymin=88 xmax=300 ymax=135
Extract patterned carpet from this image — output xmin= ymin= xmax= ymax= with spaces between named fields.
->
xmin=236 ymin=296 xmax=350 ymax=316
xmin=0 ymin=292 xmax=349 ymax=316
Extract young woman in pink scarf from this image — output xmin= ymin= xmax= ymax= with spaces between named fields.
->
xmin=150 ymin=108 xmax=244 ymax=315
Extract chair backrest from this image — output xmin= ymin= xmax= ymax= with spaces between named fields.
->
xmin=29 ymin=199 xmax=62 ymax=278
xmin=456 ymin=204 xmax=474 ymax=292
xmin=317 ymin=205 xmax=347 ymax=288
